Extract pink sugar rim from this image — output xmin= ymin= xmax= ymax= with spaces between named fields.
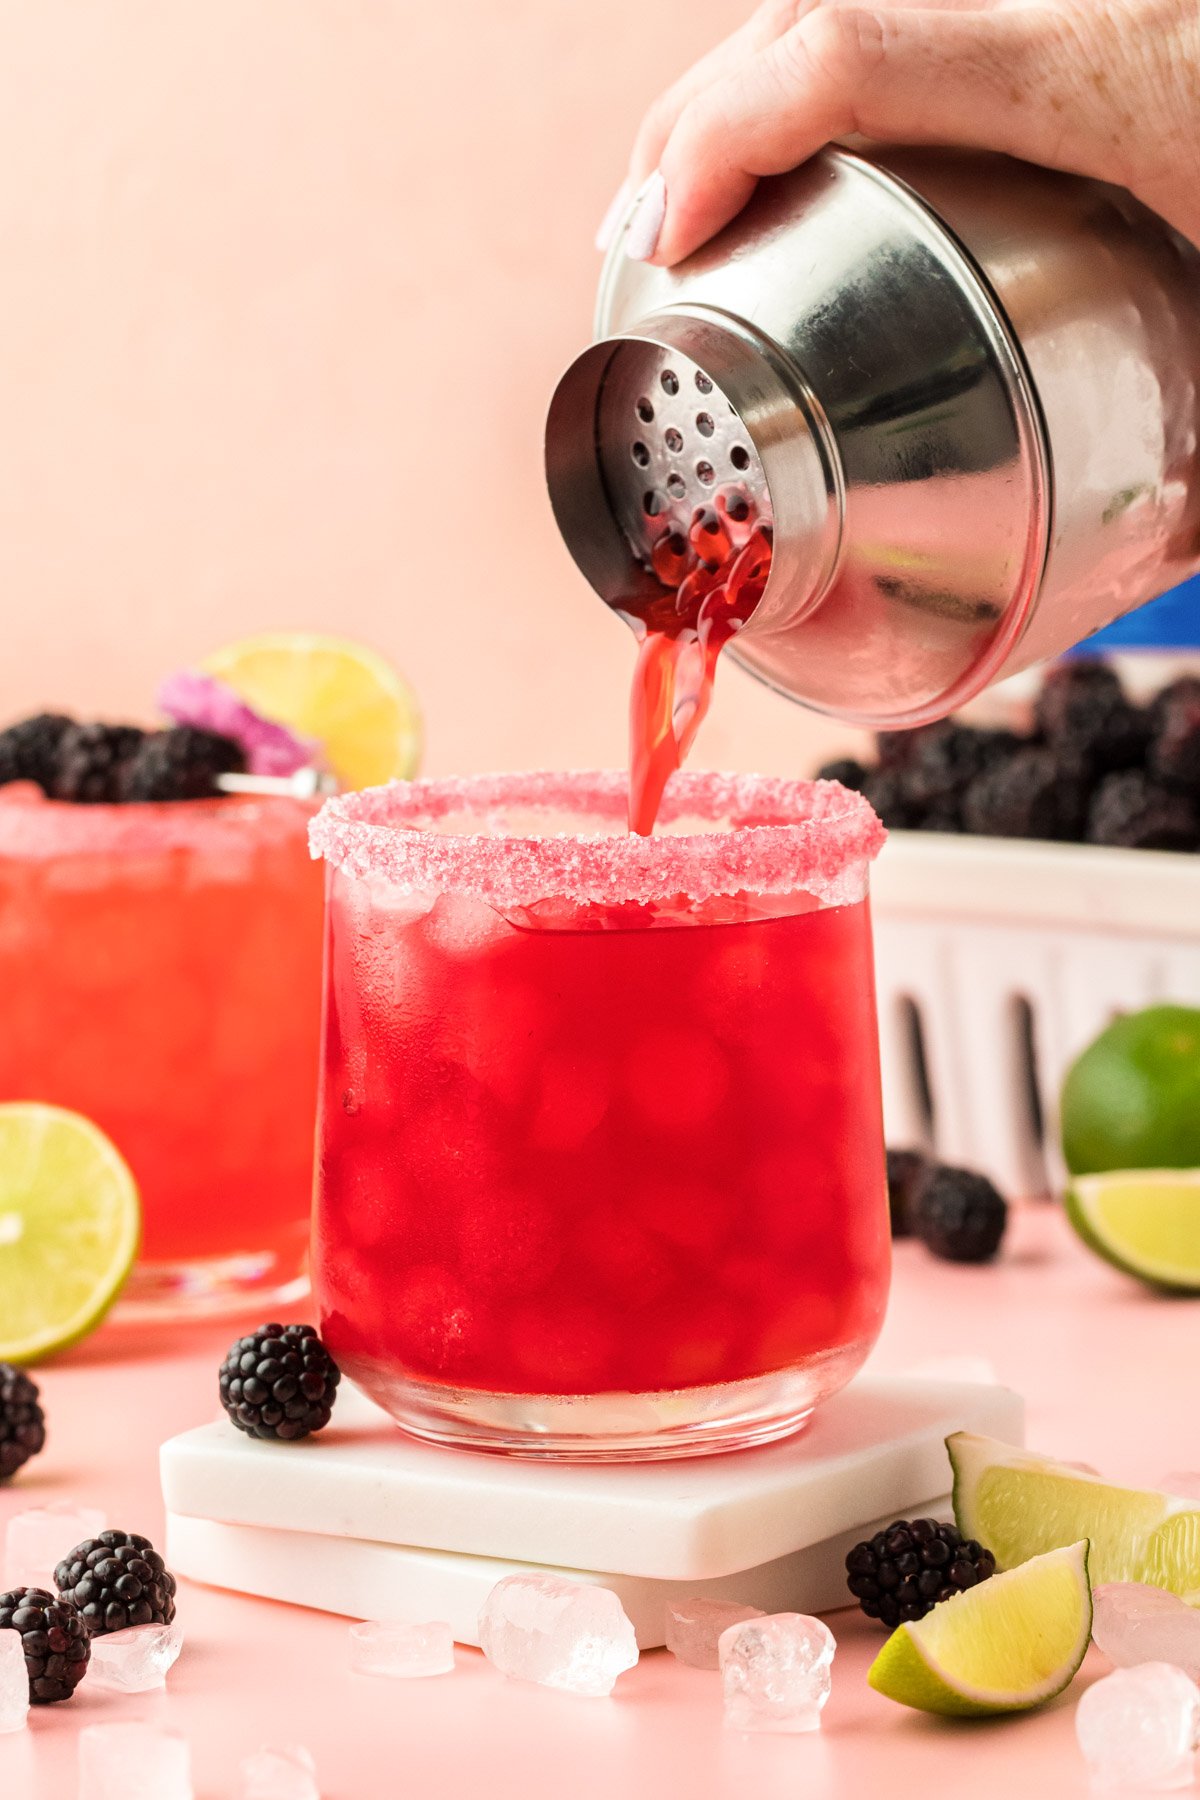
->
xmin=0 ymin=791 xmax=317 ymax=859
xmin=309 ymin=771 xmax=885 ymax=907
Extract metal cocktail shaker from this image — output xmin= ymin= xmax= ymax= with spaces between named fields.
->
xmin=545 ymin=146 xmax=1200 ymax=727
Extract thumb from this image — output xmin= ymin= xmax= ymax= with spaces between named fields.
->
xmin=651 ymin=4 xmax=1075 ymax=266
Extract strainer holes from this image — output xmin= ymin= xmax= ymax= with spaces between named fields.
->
xmin=660 ymin=369 xmax=680 ymax=396
xmin=696 ymin=460 xmax=715 ymax=486
xmin=730 ymin=445 xmax=751 ymax=471
xmin=636 ymin=397 xmax=655 ymax=424
xmin=643 ymin=490 xmax=666 ymax=517
xmin=695 ymin=371 xmax=714 ymax=394
xmin=666 ymin=472 xmax=687 ymax=499
xmin=696 ymin=413 xmax=714 ymax=438
xmin=664 ymin=427 xmax=684 ymax=453
xmin=631 ymin=441 xmax=651 ymax=467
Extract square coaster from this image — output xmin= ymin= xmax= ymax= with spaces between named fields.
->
xmin=161 ymin=1375 xmax=1022 ymax=1582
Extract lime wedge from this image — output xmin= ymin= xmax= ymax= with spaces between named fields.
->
xmin=0 ymin=1104 xmax=140 ymax=1362
xmin=950 ymin=1432 xmax=1200 ymax=1597
xmin=1066 ymin=1169 xmax=1200 ymax=1292
xmin=204 ymin=633 xmax=422 ymax=791
xmin=868 ymin=1541 xmax=1092 ymax=1716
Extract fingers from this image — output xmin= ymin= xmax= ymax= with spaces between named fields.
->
xmin=629 ymin=0 xmax=806 ymax=186
xmin=650 ymin=5 xmax=1071 ymax=264
xmin=626 ymin=0 xmax=1002 ymax=188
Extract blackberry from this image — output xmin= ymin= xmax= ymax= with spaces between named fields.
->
xmin=54 ymin=1531 xmax=176 ymax=1635
xmin=901 ymin=724 xmax=1019 ymax=824
xmin=860 ymin=767 xmax=922 ymax=830
xmin=815 ymin=758 xmax=867 ymax=792
xmin=0 ymin=1365 xmax=46 ymax=1480
xmin=122 ymin=726 xmax=245 ymax=802
xmin=845 ymin=1519 xmax=996 ymax=1628
xmin=1034 ymin=660 xmax=1149 ymax=776
xmin=51 ymin=723 xmax=145 ymax=803
xmin=0 ymin=1587 xmax=90 ymax=1702
xmin=961 ymin=745 xmax=1090 ymax=842
xmin=1149 ymin=675 xmax=1200 ymax=738
xmin=913 ymin=1164 xmax=1008 ymax=1263
xmin=875 ymin=729 xmax=918 ymax=771
xmin=1087 ymin=771 xmax=1199 ymax=851
xmin=886 ymin=1147 xmax=929 ymax=1239
xmin=1149 ymin=686 xmax=1200 ymax=795
xmin=0 ymin=713 xmax=74 ymax=790
xmin=219 ymin=1322 xmax=341 ymax=1441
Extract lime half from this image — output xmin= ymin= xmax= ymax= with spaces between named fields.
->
xmin=0 ymin=1104 xmax=140 ymax=1362
xmin=868 ymin=1541 xmax=1092 ymax=1716
xmin=1067 ymin=1169 xmax=1200 ymax=1292
xmin=951 ymin=1432 xmax=1200 ymax=1597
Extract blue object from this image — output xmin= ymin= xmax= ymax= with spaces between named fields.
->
xmin=1077 ymin=574 xmax=1200 ymax=651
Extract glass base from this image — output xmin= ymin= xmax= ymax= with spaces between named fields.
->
xmin=353 ymin=1340 xmax=870 ymax=1461
xmin=115 ymin=1250 xmax=310 ymax=1324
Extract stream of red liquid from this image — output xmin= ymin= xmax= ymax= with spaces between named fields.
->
xmin=622 ymin=493 xmax=772 ymax=834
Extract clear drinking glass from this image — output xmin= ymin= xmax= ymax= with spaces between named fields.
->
xmin=0 ymin=789 xmax=325 ymax=1315
xmin=310 ymin=771 xmax=889 ymax=1459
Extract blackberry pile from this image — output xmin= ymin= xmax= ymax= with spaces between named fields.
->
xmin=0 ymin=713 xmax=244 ymax=803
xmin=818 ymin=660 xmax=1200 ymax=851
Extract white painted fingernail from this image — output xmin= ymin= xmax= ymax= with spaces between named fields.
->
xmin=595 ymin=177 xmax=634 ymax=253
xmin=624 ymin=170 xmax=667 ymax=262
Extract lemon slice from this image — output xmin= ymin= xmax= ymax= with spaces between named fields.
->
xmin=1067 ymin=1169 xmax=1200 ymax=1292
xmin=0 ymin=1104 xmax=141 ymax=1362
xmin=204 ymin=633 xmax=422 ymax=791
xmin=950 ymin=1432 xmax=1200 ymax=1596
xmin=868 ymin=1541 xmax=1092 ymax=1716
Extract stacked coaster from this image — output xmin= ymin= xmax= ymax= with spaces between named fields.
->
xmin=160 ymin=1375 xmax=1022 ymax=1648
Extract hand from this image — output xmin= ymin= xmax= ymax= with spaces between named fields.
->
xmin=600 ymin=0 xmax=1200 ymax=265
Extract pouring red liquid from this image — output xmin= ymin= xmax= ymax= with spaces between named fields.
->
xmin=621 ymin=494 xmax=772 ymax=834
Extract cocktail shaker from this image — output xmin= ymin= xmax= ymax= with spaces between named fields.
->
xmin=545 ymin=146 xmax=1200 ymax=726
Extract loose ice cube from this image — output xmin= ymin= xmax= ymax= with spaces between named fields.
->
xmin=666 ymin=1599 xmax=765 ymax=1671
xmin=0 ymin=1632 xmax=28 ymax=1733
xmin=1092 ymin=1585 xmax=1200 ymax=1682
xmin=719 ymin=1613 xmax=836 ymax=1734
xmin=88 ymin=1620 xmax=184 ymax=1692
xmin=348 ymin=1619 xmax=454 ymax=1679
xmin=4 ymin=1502 xmax=105 ymax=1590
xmin=78 ymin=1723 xmax=193 ymax=1800
xmin=478 ymin=1574 xmax=638 ymax=1698
xmin=239 ymin=1744 xmax=320 ymax=1800
xmin=1076 ymin=1663 xmax=1200 ymax=1791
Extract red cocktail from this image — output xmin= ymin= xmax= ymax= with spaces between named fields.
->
xmin=0 ymin=790 xmax=324 ymax=1313
xmin=311 ymin=771 xmax=888 ymax=1458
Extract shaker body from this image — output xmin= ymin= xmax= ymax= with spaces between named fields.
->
xmin=545 ymin=147 xmax=1200 ymax=726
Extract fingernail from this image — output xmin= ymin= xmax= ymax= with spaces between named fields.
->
xmin=624 ymin=170 xmax=667 ymax=262
xmin=595 ymin=177 xmax=634 ymax=253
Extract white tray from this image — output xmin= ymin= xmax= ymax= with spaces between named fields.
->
xmin=871 ymin=833 xmax=1200 ymax=1197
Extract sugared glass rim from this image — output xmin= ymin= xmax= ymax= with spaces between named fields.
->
xmin=0 ymin=790 xmax=316 ymax=859
xmin=309 ymin=771 xmax=885 ymax=909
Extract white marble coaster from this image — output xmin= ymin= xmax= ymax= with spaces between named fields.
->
xmin=161 ymin=1375 xmax=1022 ymax=1583
xmin=166 ymin=1492 xmax=954 ymax=1648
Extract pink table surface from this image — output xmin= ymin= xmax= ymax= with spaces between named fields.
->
xmin=2 ymin=1202 xmax=1197 ymax=1800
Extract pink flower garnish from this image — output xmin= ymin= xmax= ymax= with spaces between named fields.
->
xmin=156 ymin=671 xmax=317 ymax=778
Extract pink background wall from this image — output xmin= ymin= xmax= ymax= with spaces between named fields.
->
xmin=0 ymin=0 xmax=855 ymax=779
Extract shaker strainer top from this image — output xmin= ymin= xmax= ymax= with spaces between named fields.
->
xmin=595 ymin=342 xmax=774 ymax=577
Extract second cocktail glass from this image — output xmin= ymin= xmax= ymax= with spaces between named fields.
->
xmin=310 ymin=771 xmax=889 ymax=1459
